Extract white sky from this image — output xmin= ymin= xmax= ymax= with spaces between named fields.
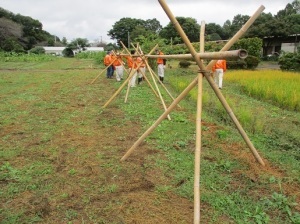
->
xmin=1 ymin=0 xmax=292 ymax=43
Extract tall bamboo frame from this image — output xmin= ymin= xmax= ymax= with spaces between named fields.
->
xmin=121 ymin=1 xmax=266 ymax=223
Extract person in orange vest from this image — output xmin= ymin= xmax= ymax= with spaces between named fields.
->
xmin=125 ymin=50 xmax=134 ymax=73
xmin=112 ymin=52 xmax=124 ymax=82
xmin=156 ymin=49 xmax=165 ymax=83
xmin=104 ymin=51 xmax=114 ymax=79
xmin=212 ymin=59 xmax=227 ymax=89
xmin=129 ymin=50 xmax=138 ymax=87
xmin=136 ymin=52 xmax=146 ymax=84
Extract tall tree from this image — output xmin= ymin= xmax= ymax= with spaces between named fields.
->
xmin=230 ymin=14 xmax=250 ymax=36
xmin=246 ymin=13 xmax=274 ymax=38
xmin=68 ymin=38 xmax=90 ymax=52
xmin=108 ymin=18 xmax=162 ymax=47
xmin=222 ymin=20 xmax=232 ymax=40
xmin=276 ymin=0 xmax=299 ymax=19
xmin=62 ymin=37 xmax=68 ymax=46
xmin=276 ymin=0 xmax=300 ymax=36
xmin=144 ymin=19 xmax=162 ymax=34
xmin=205 ymin=23 xmax=225 ymax=40
xmin=108 ymin=18 xmax=144 ymax=47
xmin=159 ymin=17 xmax=200 ymax=44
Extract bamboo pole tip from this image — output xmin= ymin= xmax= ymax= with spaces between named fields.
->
xmin=239 ymin=49 xmax=248 ymax=59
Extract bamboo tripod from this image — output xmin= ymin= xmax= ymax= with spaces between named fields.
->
xmin=120 ymin=1 xmax=266 ymax=223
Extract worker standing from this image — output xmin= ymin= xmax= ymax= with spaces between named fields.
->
xmin=156 ymin=49 xmax=165 ymax=83
xmin=104 ymin=51 xmax=113 ymax=79
xmin=113 ymin=53 xmax=124 ymax=82
xmin=136 ymin=53 xmax=146 ymax=84
xmin=212 ymin=59 xmax=227 ymax=89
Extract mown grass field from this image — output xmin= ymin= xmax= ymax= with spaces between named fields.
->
xmin=0 ymin=56 xmax=299 ymax=223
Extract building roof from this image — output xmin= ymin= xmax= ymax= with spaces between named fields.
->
xmin=42 ymin=46 xmax=104 ymax=51
xmin=43 ymin=47 xmax=65 ymax=51
xmin=85 ymin=47 xmax=104 ymax=51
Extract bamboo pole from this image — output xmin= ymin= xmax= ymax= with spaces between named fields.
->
xmin=144 ymin=49 xmax=248 ymax=60
xmin=129 ymin=43 xmax=171 ymax=120
xmin=157 ymin=0 xmax=265 ymax=167
xmin=124 ymin=76 xmax=131 ymax=103
xmin=131 ymin=44 xmax=171 ymax=120
xmin=130 ymin=44 xmax=159 ymax=98
xmin=193 ymin=20 xmax=206 ymax=223
xmin=121 ymin=41 xmax=137 ymax=103
xmin=121 ymin=77 xmax=198 ymax=161
xmin=194 ymin=72 xmax=203 ymax=223
xmin=138 ymin=66 xmax=160 ymax=98
xmin=146 ymin=59 xmax=171 ymax=120
xmin=200 ymin=21 xmax=205 ymax=53
xmin=146 ymin=61 xmax=181 ymax=108
xmin=102 ymin=67 xmax=137 ymax=108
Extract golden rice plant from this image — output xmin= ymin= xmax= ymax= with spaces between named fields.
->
xmin=226 ymin=70 xmax=300 ymax=111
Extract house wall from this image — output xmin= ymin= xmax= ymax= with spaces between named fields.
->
xmin=281 ymin=43 xmax=298 ymax=53
xmin=263 ymin=35 xmax=299 ymax=56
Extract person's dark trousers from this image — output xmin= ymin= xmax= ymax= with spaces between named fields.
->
xmin=107 ymin=66 xmax=114 ymax=78
xmin=106 ymin=66 xmax=113 ymax=78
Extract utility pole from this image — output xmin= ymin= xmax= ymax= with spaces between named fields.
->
xmin=128 ymin=31 xmax=130 ymax=48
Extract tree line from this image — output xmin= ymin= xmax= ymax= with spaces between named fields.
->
xmin=0 ymin=7 xmax=59 ymax=52
xmin=108 ymin=0 xmax=299 ymax=47
xmin=0 ymin=0 xmax=299 ymax=53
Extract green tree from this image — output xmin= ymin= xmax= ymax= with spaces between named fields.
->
xmin=230 ymin=14 xmax=250 ymax=36
xmin=144 ymin=19 xmax=162 ymax=34
xmin=1 ymin=37 xmax=24 ymax=52
xmin=108 ymin=18 xmax=162 ymax=47
xmin=62 ymin=37 xmax=68 ymax=46
xmin=68 ymin=38 xmax=90 ymax=52
xmin=246 ymin=13 xmax=274 ymax=38
xmin=29 ymin=46 xmax=45 ymax=54
xmin=285 ymin=14 xmax=300 ymax=35
xmin=130 ymin=25 xmax=153 ymax=42
xmin=222 ymin=20 xmax=232 ymax=39
xmin=232 ymin=37 xmax=263 ymax=58
xmin=159 ymin=17 xmax=200 ymax=44
xmin=276 ymin=0 xmax=299 ymax=19
xmin=135 ymin=34 xmax=167 ymax=53
xmin=62 ymin=47 xmax=74 ymax=57
xmin=205 ymin=23 xmax=225 ymax=40
xmin=108 ymin=18 xmax=144 ymax=47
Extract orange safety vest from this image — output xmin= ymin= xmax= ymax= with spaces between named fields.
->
xmin=157 ymin=51 xmax=164 ymax=65
xmin=212 ymin=60 xmax=226 ymax=72
xmin=112 ymin=55 xmax=122 ymax=66
xmin=104 ymin=54 xmax=112 ymax=66
xmin=126 ymin=56 xmax=133 ymax=68
xmin=136 ymin=56 xmax=145 ymax=68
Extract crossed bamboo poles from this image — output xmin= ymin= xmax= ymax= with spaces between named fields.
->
xmin=100 ymin=42 xmax=182 ymax=121
xmin=120 ymin=1 xmax=266 ymax=223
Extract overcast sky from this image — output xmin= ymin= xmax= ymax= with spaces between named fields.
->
xmin=1 ymin=0 xmax=292 ymax=43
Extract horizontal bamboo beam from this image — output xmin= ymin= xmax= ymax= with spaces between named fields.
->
xmin=120 ymin=49 xmax=247 ymax=60
xmin=145 ymin=49 xmax=248 ymax=60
